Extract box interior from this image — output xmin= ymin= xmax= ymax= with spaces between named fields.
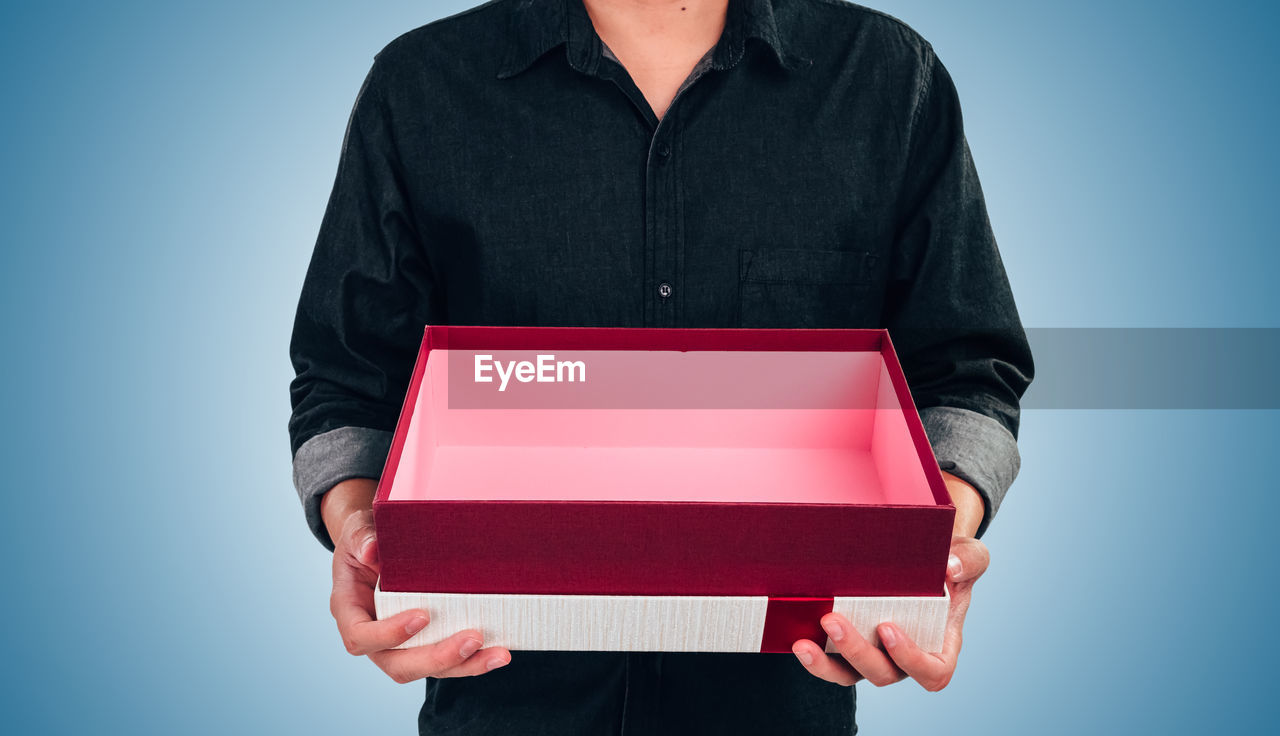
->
xmin=387 ymin=348 xmax=937 ymax=507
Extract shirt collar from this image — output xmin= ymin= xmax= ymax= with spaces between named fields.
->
xmin=497 ymin=0 xmax=809 ymax=80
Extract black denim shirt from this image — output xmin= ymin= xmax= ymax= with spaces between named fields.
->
xmin=288 ymin=0 xmax=1033 ymax=732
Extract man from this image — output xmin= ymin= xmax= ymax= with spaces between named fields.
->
xmin=289 ymin=0 xmax=1033 ymax=732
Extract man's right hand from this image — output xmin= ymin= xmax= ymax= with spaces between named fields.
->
xmin=323 ymin=478 xmax=512 ymax=683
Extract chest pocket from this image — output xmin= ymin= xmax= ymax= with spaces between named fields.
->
xmin=738 ymin=248 xmax=879 ymax=328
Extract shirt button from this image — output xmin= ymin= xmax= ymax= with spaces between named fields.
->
xmin=658 ymin=282 xmax=672 ymax=298
xmin=656 ymin=143 xmax=671 ymax=159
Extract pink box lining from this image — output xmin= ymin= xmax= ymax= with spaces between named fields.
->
xmin=388 ymin=349 xmax=935 ymax=507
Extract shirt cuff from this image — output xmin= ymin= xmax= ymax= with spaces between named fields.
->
xmin=918 ymin=406 xmax=1021 ymax=539
xmin=292 ymin=426 xmax=394 ymax=551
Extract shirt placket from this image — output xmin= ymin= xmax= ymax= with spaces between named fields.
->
xmin=646 ymin=121 xmax=677 ymax=328
xmin=598 ymin=43 xmax=715 ymax=329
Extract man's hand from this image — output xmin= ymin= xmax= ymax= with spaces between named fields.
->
xmin=791 ymin=471 xmax=989 ymax=691
xmin=322 ymin=479 xmax=511 ymax=683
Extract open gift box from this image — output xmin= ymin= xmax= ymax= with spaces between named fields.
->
xmin=374 ymin=326 xmax=954 ymax=653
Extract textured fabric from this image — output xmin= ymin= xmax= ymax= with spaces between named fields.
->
xmin=293 ymin=426 xmax=393 ymax=550
xmin=920 ymin=405 xmax=1020 ymax=538
xmin=287 ymin=0 xmax=1034 ymax=731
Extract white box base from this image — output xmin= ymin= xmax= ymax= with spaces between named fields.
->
xmin=375 ymin=586 xmax=948 ymax=653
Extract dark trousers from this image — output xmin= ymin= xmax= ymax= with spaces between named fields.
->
xmin=419 ymin=651 xmax=857 ymax=735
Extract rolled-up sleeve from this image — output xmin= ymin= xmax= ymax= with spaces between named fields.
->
xmin=884 ymin=45 xmax=1035 ymax=538
xmin=292 ymin=427 xmax=394 ymax=550
xmin=288 ymin=52 xmax=441 ymax=551
xmin=919 ymin=406 xmax=1020 ymax=538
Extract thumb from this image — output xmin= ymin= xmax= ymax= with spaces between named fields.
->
xmin=356 ymin=527 xmax=379 ymax=570
xmin=343 ymin=515 xmax=380 ymax=571
xmin=946 ymin=537 xmax=990 ymax=584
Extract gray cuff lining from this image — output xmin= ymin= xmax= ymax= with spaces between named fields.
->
xmin=292 ymin=426 xmax=394 ymax=551
xmin=919 ymin=406 xmax=1021 ymax=539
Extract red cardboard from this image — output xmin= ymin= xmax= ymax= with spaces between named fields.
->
xmin=373 ymin=327 xmax=954 ymax=599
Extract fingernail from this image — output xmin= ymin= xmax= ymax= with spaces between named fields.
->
xmin=360 ymin=536 xmax=375 ymax=560
xmin=485 ymin=656 xmax=508 ymax=671
xmin=459 ymin=638 xmax=482 ymax=658
xmin=947 ymin=554 xmax=963 ymax=580
xmin=821 ymin=619 xmax=844 ymax=642
xmin=795 ymin=647 xmax=814 ymax=667
xmin=880 ymin=625 xmax=898 ymax=648
xmin=404 ymin=615 xmax=429 ymax=635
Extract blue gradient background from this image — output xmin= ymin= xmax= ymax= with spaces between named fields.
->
xmin=1 ymin=1 xmax=1275 ymax=733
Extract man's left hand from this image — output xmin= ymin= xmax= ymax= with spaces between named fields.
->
xmin=791 ymin=472 xmax=990 ymax=691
